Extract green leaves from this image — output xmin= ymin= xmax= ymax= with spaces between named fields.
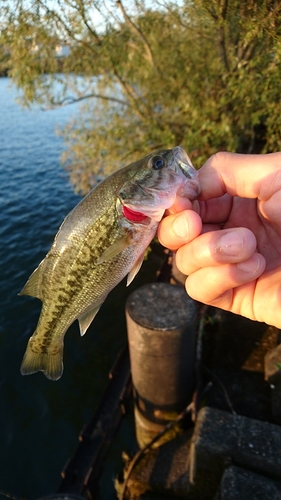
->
xmin=2 ymin=0 xmax=281 ymax=193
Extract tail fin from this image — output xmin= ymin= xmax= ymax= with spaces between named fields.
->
xmin=20 ymin=337 xmax=64 ymax=381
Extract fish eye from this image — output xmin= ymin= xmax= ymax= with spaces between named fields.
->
xmin=151 ymin=155 xmax=166 ymax=170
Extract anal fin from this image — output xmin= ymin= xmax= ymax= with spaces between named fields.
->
xmin=78 ymin=302 xmax=104 ymax=336
xmin=19 ymin=260 xmax=45 ymax=301
xmin=127 ymin=253 xmax=145 ymax=286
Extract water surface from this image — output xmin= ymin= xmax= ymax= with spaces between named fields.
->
xmin=0 ymin=77 xmax=150 ymax=498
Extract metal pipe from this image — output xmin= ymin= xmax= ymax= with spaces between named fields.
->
xmin=125 ymin=283 xmax=197 ymax=446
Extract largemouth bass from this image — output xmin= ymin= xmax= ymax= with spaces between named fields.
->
xmin=20 ymin=146 xmax=200 ymax=380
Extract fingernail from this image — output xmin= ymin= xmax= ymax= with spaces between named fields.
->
xmin=237 ymin=254 xmax=261 ymax=273
xmin=172 ymin=213 xmax=189 ymax=238
xmin=220 ymin=231 xmax=243 ymax=256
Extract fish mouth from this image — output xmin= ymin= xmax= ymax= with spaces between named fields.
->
xmin=172 ymin=146 xmax=197 ymax=178
xmin=172 ymin=146 xmax=201 ymax=199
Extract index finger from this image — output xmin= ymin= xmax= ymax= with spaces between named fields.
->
xmin=199 ymin=152 xmax=281 ymax=201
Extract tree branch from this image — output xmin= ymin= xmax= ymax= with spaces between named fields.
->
xmin=44 ymin=91 xmax=129 ymax=109
xmin=217 ymin=0 xmax=230 ymax=71
xmin=220 ymin=0 xmax=228 ymax=20
xmin=70 ymin=0 xmax=102 ymax=45
xmin=37 ymin=0 xmax=100 ymax=57
xmin=111 ymin=68 xmax=147 ymax=120
xmin=204 ymin=2 xmax=229 ymax=71
xmin=217 ymin=25 xmax=230 ymax=71
xmin=116 ymin=0 xmax=154 ymax=67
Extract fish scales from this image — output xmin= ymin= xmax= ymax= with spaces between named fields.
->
xmin=27 ymin=203 xmax=123 ymax=344
xmin=20 ymin=147 xmax=201 ymax=380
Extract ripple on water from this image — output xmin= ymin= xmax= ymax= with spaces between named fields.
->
xmin=0 ymin=78 xmax=88 ymax=498
xmin=0 ymin=78 xmax=133 ymax=500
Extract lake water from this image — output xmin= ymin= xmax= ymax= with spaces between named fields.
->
xmin=0 ymin=78 xmax=160 ymax=499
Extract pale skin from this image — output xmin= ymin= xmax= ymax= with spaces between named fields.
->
xmin=157 ymin=151 xmax=281 ymax=328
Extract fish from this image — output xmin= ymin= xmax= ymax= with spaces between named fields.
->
xmin=20 ymin=146 xmax=200 ymax=380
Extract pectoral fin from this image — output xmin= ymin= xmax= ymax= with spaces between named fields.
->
xmin=97 ymin=235 xmax=130 ymax=264
xmin=78 ymin=302 xmax=104 ymax=336
xmin=19 ymin=260 xmax=45 ymax=300
xmin=126 ymin=253 xmax=145 ymax=286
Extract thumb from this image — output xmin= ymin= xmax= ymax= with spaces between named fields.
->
xmin=199 ymin=152 xmax=281 ymax=201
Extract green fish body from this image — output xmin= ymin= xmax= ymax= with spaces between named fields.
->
xmin=20 ymin=146 xmax=200 ymax=380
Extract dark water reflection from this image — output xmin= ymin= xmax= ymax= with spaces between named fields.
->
xmin=0 ymin=78 xmax=161 ymax=498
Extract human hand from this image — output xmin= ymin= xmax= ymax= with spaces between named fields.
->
xmin=158 ymin=152 xmax=281 ymax=328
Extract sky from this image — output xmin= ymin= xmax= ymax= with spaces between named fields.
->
xmin=40 ymin=0 xmax=184 ymax=33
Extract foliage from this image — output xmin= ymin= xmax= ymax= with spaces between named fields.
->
xmin=1 ymin=0 xmax=281 ymax=194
